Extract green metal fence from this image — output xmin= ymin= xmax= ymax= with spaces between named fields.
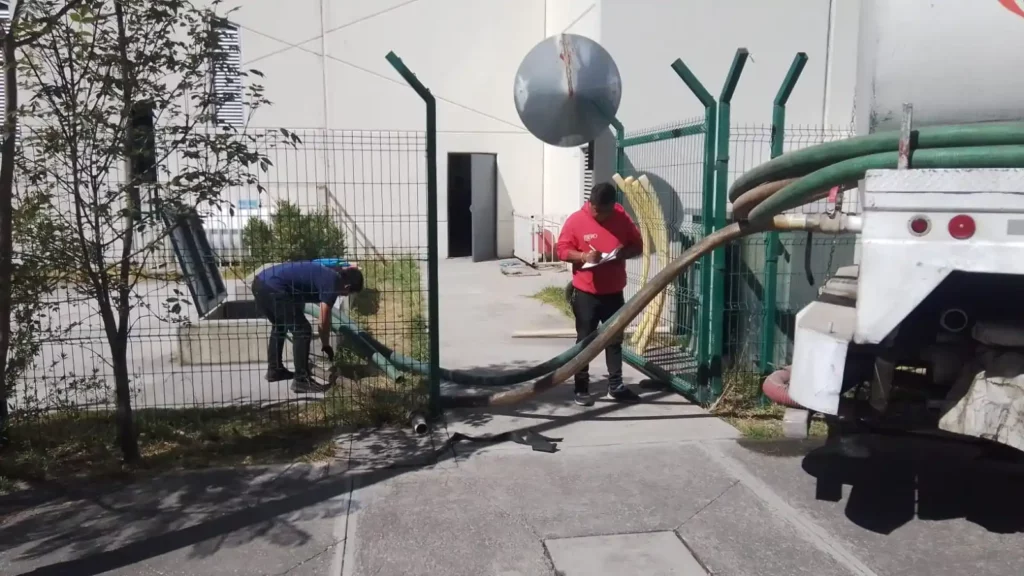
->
xmin=613 ymin=49 xmax=862 ymax=407
xmin=617 ymin=118 xmax=709 ymax=398
xmin=617 ymin=122 xmax=856 ymax=405
xmin=724 ymin=124 xmax=857 ymax=402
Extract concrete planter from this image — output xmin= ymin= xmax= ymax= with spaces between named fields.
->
xmin=176 ymin=297 xmax=347 ymax=366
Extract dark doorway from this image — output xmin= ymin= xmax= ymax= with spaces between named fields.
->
xmin=447 ymin=153 xmax=498 ymax=261
xmin=447 ymin=154 xmax=472 ymax=258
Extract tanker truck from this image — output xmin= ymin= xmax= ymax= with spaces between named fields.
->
xmin=773 ymin=0 xmax=1024 ymax=459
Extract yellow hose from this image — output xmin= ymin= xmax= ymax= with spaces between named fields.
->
xmin=634 ymin=175 xmax=669 ymax=353
xmin=612 ymin=173 xmax=670 ymax=354
xmin=612 ymin=175 xmax=652 ymax=343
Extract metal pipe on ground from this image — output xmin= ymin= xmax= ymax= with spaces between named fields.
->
xmin=410 ymin=411 xmax=429 ymax=436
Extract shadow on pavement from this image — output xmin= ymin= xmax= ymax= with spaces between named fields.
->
xmin=1 ymin=360 xmax=697 ymax=575
xmin=796 ymin=434 xmax=1024 ymax=536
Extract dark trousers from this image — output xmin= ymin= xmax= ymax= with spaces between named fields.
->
xmin=571 ymin=288 xmax=625 ymax=393
xmin=252 ymin=278 xmax=311 ymax=378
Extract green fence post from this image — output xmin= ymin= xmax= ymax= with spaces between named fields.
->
xmin=711 ymin=48 xmax=749 ymax=400
xmin=670 ymin=58 xmax=716 ymax=403
xmin=760 ymin=52 xmax=808 ymax=376
xmin=385 ymin=51 xmax=441 ymax=419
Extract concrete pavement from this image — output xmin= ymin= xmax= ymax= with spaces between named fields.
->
xmin=8 ymin=389 xmax=1024 ymax=576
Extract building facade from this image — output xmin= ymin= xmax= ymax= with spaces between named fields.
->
xmin=212 ymin=0 xmax=861 ymax=259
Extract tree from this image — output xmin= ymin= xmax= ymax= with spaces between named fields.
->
xmin=14 ymin=0 xmax=286 ymax=461
xmin=0 ymin=0 xmax=92 ymax=440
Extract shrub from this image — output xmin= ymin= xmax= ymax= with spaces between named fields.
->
xmin=242 ymin=200 xmax=347 ymax=267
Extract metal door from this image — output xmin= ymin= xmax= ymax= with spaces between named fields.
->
xmin=470 ymin=154 xmax=498 ymax=262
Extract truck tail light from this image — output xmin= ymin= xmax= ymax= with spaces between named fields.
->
xmin=948 ymin=215 xmax=976 ymax=240
xmin=908 ymin=215 xmax=930 ymax=235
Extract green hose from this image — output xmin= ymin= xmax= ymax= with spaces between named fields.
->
xmin=729 ymin=122 xmax=1024 ymax=202
xmin=747 ymin=145 xmax=1024 ymax=223
xmin=324 ymin=306 xmax=606 ymax=386
xmin=303 ymin=304 xmax=406 ymax=383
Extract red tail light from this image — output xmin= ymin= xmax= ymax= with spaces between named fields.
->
xmin=908 ymin=215 xmax=930 ymax=235
xmin=948 ymin=215 xmax=976 ymax=240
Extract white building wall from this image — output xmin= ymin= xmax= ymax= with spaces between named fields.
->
xmin=204 ymin=0 xmax=862 ymax=259
xmin=220 ymin=0 xmax=546 ymax=259
xmin=601 ymin=0 xmax=859 ymax=129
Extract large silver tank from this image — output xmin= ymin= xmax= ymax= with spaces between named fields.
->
xmin=855 ymin=0 xmax=1024 ymax=134
xmin=202 ymin=207 xmax=270 ymax=264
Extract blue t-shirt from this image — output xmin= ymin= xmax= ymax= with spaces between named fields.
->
xmin=256 ymin=262 xmax=343 ymax=306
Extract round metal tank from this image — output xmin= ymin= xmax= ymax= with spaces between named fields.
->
xmin=855 ymin=0 xmax=1024 ymax=134
xmin=513 ymin=33 xmax=622 ymax=147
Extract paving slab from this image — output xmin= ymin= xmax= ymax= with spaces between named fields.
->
xmin=678 ymin=483 xmax=853 ymax=576
xmin=720 ymin=439 xmax=1024 ymax=576
xmin=342 ymin=441 xmax=739 ymax=576
xmin=545 ymin=531 xmax=707 ymax=576
xmin=343 ymin=472 xmax=554 ymax=576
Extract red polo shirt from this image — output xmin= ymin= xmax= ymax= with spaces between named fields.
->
xmin=556 ymin=203 xmax=643 ymax=295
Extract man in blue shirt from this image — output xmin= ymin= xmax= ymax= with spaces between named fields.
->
xmin=251 ymin=261 xmax=364 ymax=393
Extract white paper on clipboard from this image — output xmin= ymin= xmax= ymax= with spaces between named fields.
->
xmin=581 ymin=246 xmax=621 ymax=270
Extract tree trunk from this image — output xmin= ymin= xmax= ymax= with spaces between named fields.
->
xmin=109 ymin=335 xmax=139 ymax=462
xmin=110 ymin=0 xmax=140 ymax=464
xmin=0 ymin=31 xmax=19 ymax=431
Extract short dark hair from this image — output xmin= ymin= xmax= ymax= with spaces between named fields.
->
xmin=590 ymin=182 xmax=617 ymax=207
xmin=337 ymin=267 xmax=364 ymax=293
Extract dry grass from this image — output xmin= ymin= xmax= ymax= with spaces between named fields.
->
xmin=0 ymin=407 xmax=337 ymax=491
xmin=532 ymin=285 xmax=572 ymax=318
xmin=712 ymin=369 xmax=828 ymax=440
xmin=322 ymin=256 xmax=429 ymax=428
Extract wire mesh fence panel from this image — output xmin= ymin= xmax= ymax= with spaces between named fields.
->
xmin=723 ymin=124 xmax=858 ymax=401
xmin=9 ymin=127 xmax=430 ymax=438
xmin=617 ymin=118 xmax=708 ymax=390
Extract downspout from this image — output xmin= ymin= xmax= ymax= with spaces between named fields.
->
xmin=320 ymin=0 xmax=331 ymax=186
xmin=540 ymin=0 xmax=547 ymax=227
xmin=821 ymin=0 xmax=836 ymax=127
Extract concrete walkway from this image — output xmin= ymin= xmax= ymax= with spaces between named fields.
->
xmin=7 ymin=397 xmax=1023 ymax=576
xmin=4 ymin=260 xmax=1024 ymax=575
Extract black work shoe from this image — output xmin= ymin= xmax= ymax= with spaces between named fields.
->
xmin=290 ymin=376 xmax=326 ymax=394
xmin=606 ymin=386 xmax=641 ymax=403
xmin=574 ymin=392 xmax=595 ymax=407
xmin=265 ymin=367 xmax=294 ymax=382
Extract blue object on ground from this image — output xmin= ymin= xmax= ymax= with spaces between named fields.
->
xmin=312 ymin=258 xmax=352 ymax=268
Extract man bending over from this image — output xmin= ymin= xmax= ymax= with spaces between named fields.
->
xmin=251 ymin=261 xmax=364 ymax=393
xmin=556 ymin=182 xmax=644 ymax=406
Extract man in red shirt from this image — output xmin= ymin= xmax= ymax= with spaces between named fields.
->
xmin=556 ymin=182 xmax=644 ymax=406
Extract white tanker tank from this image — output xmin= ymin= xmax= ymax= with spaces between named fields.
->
xmin=776 ymin=0 xmax=1024 ymax=461
xmin=854 ymin=0 xmax=1024 ymax=134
